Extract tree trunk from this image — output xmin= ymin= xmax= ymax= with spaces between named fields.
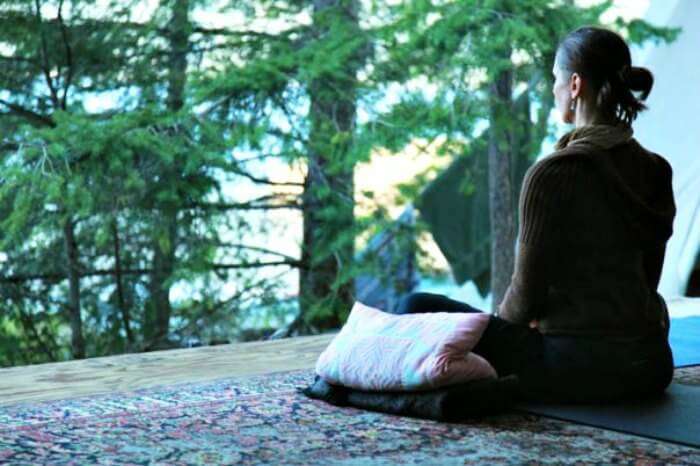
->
xmin=148 ymin=216 xmax=177 ymax=344
xmin=488 ymin=67 xmax=516 ymax=313
xmin=166 ymin=0 xmax=188 ymax=112
xmin=145 ymin=0 xmax=189 ymax=348
xmin=299 ymin=0 xmax=362 ymax=332
xmin=63 ymin=217 xmax=85 ymax=359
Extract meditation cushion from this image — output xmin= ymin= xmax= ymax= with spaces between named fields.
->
xmin=315 ymin=301 xmax=497 ymax=391
xmin=300 ymin=373 xmax=520 ymax=422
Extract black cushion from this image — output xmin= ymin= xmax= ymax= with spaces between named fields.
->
xmin=298 ymin=374 xmax=520 ymax=422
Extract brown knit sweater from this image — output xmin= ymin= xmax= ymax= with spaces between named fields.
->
xmin=496 ymin=124 xmax=676 ymax=338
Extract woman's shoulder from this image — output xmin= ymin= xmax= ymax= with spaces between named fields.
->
xmin=525 ymin=138 xmax=671 ymax=187
xmin=523 ymin=147 xmax=592 ymax=186
xmin=636 ymin=141 xmax=673 ymax=179
xmin=625 ymin=139 xmax=674 ymax=187
xmin=518 ymin=149 xmax=592 ymax=213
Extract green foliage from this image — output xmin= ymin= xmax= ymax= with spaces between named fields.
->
xmin=0 ymin=0 xmax=681 ymax=366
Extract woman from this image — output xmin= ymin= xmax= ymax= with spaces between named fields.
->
xmin=395 ymin=26 xmax=676 ymax=404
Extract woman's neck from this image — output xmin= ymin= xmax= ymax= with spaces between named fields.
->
xmin=574 ymin=98 xmax=617 ymax=128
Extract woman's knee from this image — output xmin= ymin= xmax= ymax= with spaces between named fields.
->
xmin=394 ymin=291 xmax=480 ymax=315
xmin=394 ymin=292 xmax=444 ymax=314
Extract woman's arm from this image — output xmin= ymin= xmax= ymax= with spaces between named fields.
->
xmin=496 ymin=156 xmax=579 ymax=325
xmin=643 ymin=155 xmax=675 ymax=291
xmin=643 ymin=242 xmax=666 ymax=291
xmin=497 ymin=246 xmax=549 ymax=325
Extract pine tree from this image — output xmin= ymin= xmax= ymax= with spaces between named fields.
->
xmin=0 ymin=0 xmax=681 ymax=365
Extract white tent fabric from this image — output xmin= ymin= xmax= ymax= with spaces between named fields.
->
xmin=631 ymin=0 xmax=700 ymax=300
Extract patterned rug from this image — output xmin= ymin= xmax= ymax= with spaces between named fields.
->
xmin=1 ymin=366 xmax=699 ymax=465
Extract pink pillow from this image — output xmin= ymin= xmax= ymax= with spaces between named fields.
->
xmin=315 ymin=301 xmax=497 ymax=392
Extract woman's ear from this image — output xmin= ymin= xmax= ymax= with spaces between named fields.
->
xmin=569 ymin=72 xmax=583 ymax=100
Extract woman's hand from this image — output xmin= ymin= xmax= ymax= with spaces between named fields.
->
xmin=528 ymin=319 xmax=539 ymax=329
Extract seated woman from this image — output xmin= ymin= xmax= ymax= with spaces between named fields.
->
xmin=396 ymin=26 xmax=676 ymax=404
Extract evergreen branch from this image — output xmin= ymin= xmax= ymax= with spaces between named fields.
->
xmin=0 ymin=54 xmax=38 ymax=65
xmin=219 ymin=243 xmax=299 ymax=263
xmin=0 ymin=11 xmax=299 ymax=41
xmin=269 ymin=94 xmax=308 ymax=144
xmin=0 ymin=260 xmax=301 ymax=283
xmin=265 ymin=127 xmax=308 ymax=143
xmin=211 ymin=260 xmax=301 ymax=269
xmin=190 ymin=202 xmax=301 ymax=210
xmin=231 ymin=167 xmax=304 ymax=187
xmin=0 ymin=99 xmax=55 ymax=127
xmin=191 ymin=26 xmax=297 ymax=39
xmin=187 ymin=193 xmax=302 ymax=211
xmin=235 ymin=153 xmax=281 ymax=164
xmin=0 ymin=141 xmax=20 ymax=152
xmin=0 ymin=269 xmax=150 ymax=283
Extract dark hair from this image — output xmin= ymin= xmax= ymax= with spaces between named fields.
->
xmin=555 ymin=26 xmax=654 ymax=126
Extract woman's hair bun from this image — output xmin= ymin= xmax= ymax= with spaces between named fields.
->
xmin=623 ymin=66 xmax=654 ymax=100
xmin=557 ymin=26 xmax=655 ymax=125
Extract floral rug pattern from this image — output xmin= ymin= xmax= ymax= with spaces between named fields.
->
xmin=1 ymin=366 xmax=699 ymax=465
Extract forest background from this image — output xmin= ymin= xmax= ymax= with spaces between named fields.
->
xmin=0 ymin=0 xmax=678 ymax=366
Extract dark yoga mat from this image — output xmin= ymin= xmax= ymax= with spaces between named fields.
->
xmin=514 ymin=380 xmax=700 ymax=448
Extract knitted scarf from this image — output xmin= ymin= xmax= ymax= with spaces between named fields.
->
xmin=555 ymin=124 xmax=634 ymax=151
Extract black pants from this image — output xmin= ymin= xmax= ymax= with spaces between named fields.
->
xmin=394 ymin=292 xmax=674 ymax=403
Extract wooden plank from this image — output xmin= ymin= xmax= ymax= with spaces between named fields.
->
xmin=0 ymin=332 xmax=338 ymax=407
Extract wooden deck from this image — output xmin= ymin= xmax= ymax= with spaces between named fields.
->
xmin=3 ymin=296 xmax=698 ymax=407
xmin=0 ymin=331 xmax=338 ymax=407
